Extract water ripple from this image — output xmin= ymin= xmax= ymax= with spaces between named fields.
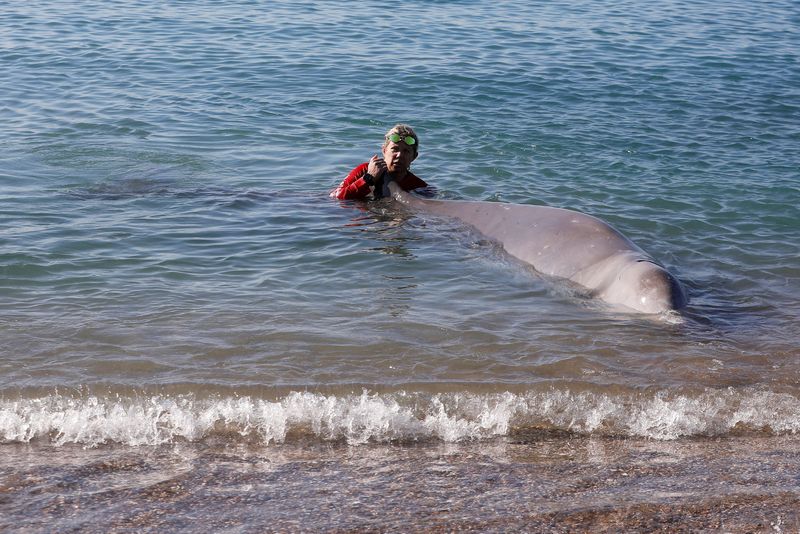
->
xmin=1 ymin=0 xmax=798 ymax=400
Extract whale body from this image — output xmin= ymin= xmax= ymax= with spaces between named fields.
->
xmin=388 ymin=182 xmax=687 ymax=314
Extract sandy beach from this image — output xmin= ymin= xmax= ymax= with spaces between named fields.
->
xmin=3 ymin=433 xmax=799 ymax=532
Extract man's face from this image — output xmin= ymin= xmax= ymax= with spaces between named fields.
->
xmin=382 ymin=138 xmax=416 ymax=175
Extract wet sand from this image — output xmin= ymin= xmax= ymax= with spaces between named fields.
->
xmin=2 ymin=434 xmax=799 ymax=532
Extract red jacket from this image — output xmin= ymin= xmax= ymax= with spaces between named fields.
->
xmin=331 ymin=162 xmax=428 ymax=200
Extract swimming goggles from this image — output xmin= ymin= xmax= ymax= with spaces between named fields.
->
xmin=386 ymin=133 xmax=416 ymax=146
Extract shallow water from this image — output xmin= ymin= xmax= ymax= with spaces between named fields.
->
xmin=1 ymin=0 xmax=799 ymax=529
xmin=3 ymin=436 xmax=800 ymax=532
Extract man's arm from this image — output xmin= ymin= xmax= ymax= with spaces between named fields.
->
xmin=331 ymin=162 xmax=372 ymax=200
xmin=332 ymin=157 xmax=389 ymax=200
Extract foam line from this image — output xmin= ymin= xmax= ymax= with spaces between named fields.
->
xmin=2 ymin=388 xmax=799 ymax=447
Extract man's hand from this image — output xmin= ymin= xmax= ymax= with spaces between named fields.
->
xmin=367 ymin=155 xmax=387 ymax=180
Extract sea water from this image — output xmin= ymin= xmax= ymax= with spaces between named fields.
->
xmin=1 ymin=0 xmax=799 ymax=530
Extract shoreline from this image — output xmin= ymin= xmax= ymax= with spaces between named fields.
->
xmin=2 ymin=434 xmax=799 ymax=531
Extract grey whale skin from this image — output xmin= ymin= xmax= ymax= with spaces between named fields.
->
xmin=388 ymin=182 xmax=687 ymax=314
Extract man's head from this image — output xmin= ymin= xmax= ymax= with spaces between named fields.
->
xmin=381 ymin=124 xmax=418 ymax=177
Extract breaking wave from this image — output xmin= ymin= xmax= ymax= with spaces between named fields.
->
xmin=2 ymin=387 xmax=800 ymax=447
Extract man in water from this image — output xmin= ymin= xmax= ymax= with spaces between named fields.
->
xmin=332 ymin=124 xmax=429 ymax=200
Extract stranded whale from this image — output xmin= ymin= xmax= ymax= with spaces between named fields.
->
xmin=387 ymin=182 xmax=687 ymax=314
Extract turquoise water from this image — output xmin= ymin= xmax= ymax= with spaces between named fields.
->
xmin=1 ymin=0 xmax=799 ymax=528
xmin=2 ymin=0 xmax=800 ymax=439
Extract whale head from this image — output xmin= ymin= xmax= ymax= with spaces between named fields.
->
xmin=601 ymin=260 xmax=687 ymax=314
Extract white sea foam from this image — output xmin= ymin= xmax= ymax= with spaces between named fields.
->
xmin=1 ymin=387 xmax=799 ymax=447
